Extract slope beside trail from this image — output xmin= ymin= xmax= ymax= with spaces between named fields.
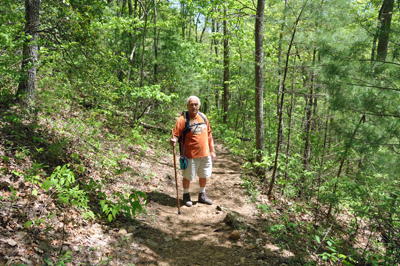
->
xmin=0 ymin=139 xmax=295 ymax=266
xmin=116 ymin=140 xmax=293 ymax=266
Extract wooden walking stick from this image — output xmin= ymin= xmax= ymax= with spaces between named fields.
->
xmin=172 ymin=130 xmax=181 ymax=215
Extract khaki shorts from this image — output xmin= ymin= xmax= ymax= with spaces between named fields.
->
xmin=182 ymin=156 xmax=212 ymax=181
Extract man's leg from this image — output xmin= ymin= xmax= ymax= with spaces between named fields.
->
xmin=183 ymin=178 xmax=191 ymax=189
xmin=198 ymin=156 xmax=213 ymax=205
xmin=182 ymin=158 xmax=199 ymax=207
xmin=182 ymin=177 xmax=192 ymax=207
xmin=199 ymin=177 xmax=206 ymax=188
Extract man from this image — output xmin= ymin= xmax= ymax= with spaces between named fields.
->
xmin=170 ymin=96 xmax=216 ymax=207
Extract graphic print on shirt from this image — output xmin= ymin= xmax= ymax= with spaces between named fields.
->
xmin=189 ymin=118 xmax=207 ymax=135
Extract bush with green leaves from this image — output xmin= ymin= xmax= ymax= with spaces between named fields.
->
xmin=86 ymin=177 xmax=146 ymax=222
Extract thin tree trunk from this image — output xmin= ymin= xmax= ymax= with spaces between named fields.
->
xmin=181 ymin=2 xmax=185 ymax=40
xmin=122 ymin=0 xmax=127 ymax=15
xmin=267 ymin=1 xmax=308 ymax=196
xmin=195 ymin=13 xmax=200 ymax=42
xmin=300 ymin=47 xmax=317 ymax=197
xmin=17 ymin=0 xmax=41 ymax=106
xmin=314 ymin=112 xmax=329 ymax=224
xmin=140 ymin=9 xmax=148 ymax=87
xmin=235 ymin=93 xmax=242 ymax=131
xmin=134 ymin=0 xmax=137 ymax=18
xmin=277 ymin=0 xmax=288 ymax=115
xmin=153 ymin=0 xmax=158 ymax=83
xmin=188 ymin=14 xmax=191 ymax=41
xmin=255 ymin=0 xmax=266 ymax=176
xmin=235 ymin=30 xmax=244 ymax=131
xmin=117 ymin=0 xmax=127 ymax=17
xmin=376 ymin=0 xmax=394 ymax=61
xmin=223 ymin=7 xmax=229 ymax=123
xmin=199 ymin=17 xmax=208 ymax=43
xmin=213 ymin=17 xmax=220 ymax=109
xmin=283 ymin=55 xmax=297 ymax=182
xmin=127 ymin=23 xmax=141 ymax=82
xmin=327 ymin=115 xmax=365 ymax=217
xmin=128 ymin=0 xmax=133 ymax=16
xmin=242 ymin=99 xmax=247 ymax=137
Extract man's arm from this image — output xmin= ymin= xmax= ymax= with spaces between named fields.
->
xmin=208 ymin=132 xmax=216 ymax=162
xmin=170 ymin=117 xmax=184 ymax=146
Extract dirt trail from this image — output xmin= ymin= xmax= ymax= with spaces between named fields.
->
xmin=127 ymin=141 xmax=288 ymax=266
xmin=0 ymin=139 xmax=292 ymax=266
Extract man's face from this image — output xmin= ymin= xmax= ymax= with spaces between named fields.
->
xmin=187 ymin=97 xmax=200 ymax=117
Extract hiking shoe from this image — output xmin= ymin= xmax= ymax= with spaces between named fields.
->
xmin=183 ymin=193 xmax=193 ymax=207
xmin=198 ymin=192 xmax=213 ymax=205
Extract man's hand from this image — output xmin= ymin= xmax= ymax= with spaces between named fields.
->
xmin=211 ymin=151 xmax=216 ymax=162
xmin=170 ymin=136 xmax=178 ymax=146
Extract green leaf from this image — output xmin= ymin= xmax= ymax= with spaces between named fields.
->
xmin=315 ymin=235 xmax=320 ymax=243
xmin=32 ymin=189 xmax=38 ymax=197
xmin=24 ymin=221 xmax=33 ymax=228
xmin=1 ymin=156 xmax=10 ymax=163
xmin=41 ymin=180 xmax=52 ymax=191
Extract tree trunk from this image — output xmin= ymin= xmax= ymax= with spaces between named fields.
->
xmin=128 ymin=25 xmax=140 ymax=82
xmin=195 ymin=13 xmax=200 ymax=42
xmin=188 ymin=14 xmax=191 ymax=41
xmin=199 ymin=17 xmax=208 ymax=43
xmin=181 ymin=2 xmax=185 ymax=40
xmin=140 ymin=10 xmax=148 ymax=87
xmin=255 ymin=0 xmax=266 ymax=176
xmin=17 ymin=0 xmax=41 ymax=106
xmin=314 ymin=112 xmax=329 ymax=224
xmin=267 ymin=1 xmax=307 ymax=196
xmin=283 ymin=54 xmax=297 ymax=182
xmin=153 ymin=0 xmax=158 ymax=83
xmin=301 ymin=48 xmax=317 ymax=197
xmin=277 ymin=0 xmax=288 ymax=115
xmin=327 ymin=115 xmax=364 ymax=218
xmin=300 ymin=52 xmax=316 ymax=198
xmin=128 ymin=0 xmax=133 ymax=16
xmin=134 ymin=0 xmax=137 ymax=17
xmin=376 ymin=0 xmax=394 ymax=61
xmin=223 ymin=7 xmax=229 ymax=123
xmin=117 ymin=0 xmax=127 ymax=17
xmin=212 ymin=16 xmax=220 ymax=109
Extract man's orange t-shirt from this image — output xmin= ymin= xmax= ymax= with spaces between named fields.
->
xmin=173 ymin=112 xmax=211 ymax=159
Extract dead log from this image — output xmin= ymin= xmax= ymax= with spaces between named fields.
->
xmin=140 ymin=121 xmax=170 ymax=133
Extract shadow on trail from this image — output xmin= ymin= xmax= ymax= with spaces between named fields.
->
xmin=146 ymin=191 xmax=181 ymax=208
xmin=108 ymin=216 xmax=305 ymax=266
xmin=146 ymin=191 xmax=218 ymax=209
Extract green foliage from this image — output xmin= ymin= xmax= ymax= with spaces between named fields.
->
xmin=41 ymin=164 xmax=94 ymax=219
xmin=15 ymin=249 xmax=72 ymax=266
xmin=86 ymin=178 xmax=146 ymax=222
xmin=25 ymin=161 xmax=47 ymax=196
xmin=44 ymin=249 xmax=72 ymax=266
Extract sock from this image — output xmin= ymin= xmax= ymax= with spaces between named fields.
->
xmin=184 ymin=188 xmax=189 ymax=194
xmin=200 ymin=187 xmax=206 ymax=193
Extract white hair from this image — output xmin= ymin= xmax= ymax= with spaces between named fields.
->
xmin=186 ymin=96 xmax=201 ymax=106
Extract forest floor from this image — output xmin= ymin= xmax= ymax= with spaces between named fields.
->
xmin=0 ymin=136 xmax=302 ymax=266
xmin=0 ymin=104 xmax=378 ymax=266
